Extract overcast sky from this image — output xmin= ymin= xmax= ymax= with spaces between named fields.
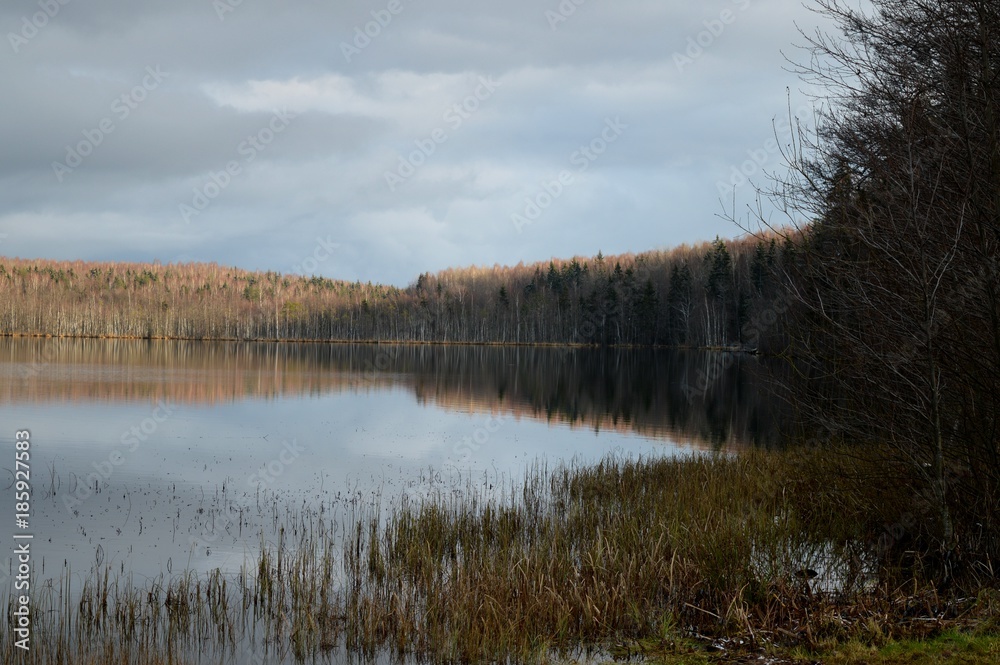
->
xmin=0 ymin=0 xmax=831 ymax=287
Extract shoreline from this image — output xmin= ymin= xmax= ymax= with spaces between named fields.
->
xmin=0 ymin=331 xmax=760 ymax=354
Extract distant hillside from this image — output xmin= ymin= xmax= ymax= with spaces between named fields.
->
xmin=0 ymin=231 xmax=798 ymax=351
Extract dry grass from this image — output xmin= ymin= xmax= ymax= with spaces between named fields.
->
xmin=3 ymin=450 xmax=996 ymax=664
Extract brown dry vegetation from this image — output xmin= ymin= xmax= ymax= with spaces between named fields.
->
xmin=4 ymin=450 xmax=998 ymax=665
xmin=0 ymin=229 xmax=798 ymax=351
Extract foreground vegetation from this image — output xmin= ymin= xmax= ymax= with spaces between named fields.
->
xmin=761 ymin=0 xmax=1000 ymax=589
xmin=626 ymin=631 xmax=1000 ymax=664
xmin=4 ymin=451 xmax=998 ymax=664
xmin=3 ymin=0 xmax=998 ymax=662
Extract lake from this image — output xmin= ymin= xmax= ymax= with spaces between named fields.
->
xmin=0 ymin=338 xmax=785 ymax=659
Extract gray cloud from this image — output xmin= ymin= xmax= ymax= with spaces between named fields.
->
xmin=0 ymin=0 xmax=830 ymax=286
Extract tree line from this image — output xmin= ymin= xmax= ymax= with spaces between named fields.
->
xmin=0 ymin=231 xmax=799 ymax=353
xmin=752 ymin=0 xmax=1000 ymax=587
xmin=2 ymin=0 xmax=996 ymax=591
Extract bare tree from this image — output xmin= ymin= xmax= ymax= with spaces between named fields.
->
xmin=760 ymin=0 xmax=1000 ymax=581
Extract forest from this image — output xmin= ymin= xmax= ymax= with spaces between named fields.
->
xmin=1 ymin=0 xmax=998 ymax=590
xmin=0 ymin=231 xmax=798 ymax=353
xmin=763 ymin=0 xmax=1000 ymax=585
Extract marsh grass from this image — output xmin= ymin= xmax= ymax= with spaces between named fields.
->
xmin=3 ymin=449 xmax=996 ymax=664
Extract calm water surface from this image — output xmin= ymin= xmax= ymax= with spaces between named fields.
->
xmin=0 ymin=338 xmax=783 ymax=588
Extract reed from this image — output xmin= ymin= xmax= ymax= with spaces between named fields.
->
xmin=3 ymin=449 xmax=995 ymax=664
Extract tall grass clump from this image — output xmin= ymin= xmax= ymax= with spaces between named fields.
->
xmin=3 ymin=449 xmax=993 ymax=664
xmin=334 ymin=450 xmax=888 ymax=662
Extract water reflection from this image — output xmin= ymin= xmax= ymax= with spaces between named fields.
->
xmin=0 ymin=335 xmax=792 ymax=642
xmin=0 ymin=338 xmax=786 ymax=448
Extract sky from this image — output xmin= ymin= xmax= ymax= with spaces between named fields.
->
xmin=0 ymin=0 xmax=833 ymax=287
